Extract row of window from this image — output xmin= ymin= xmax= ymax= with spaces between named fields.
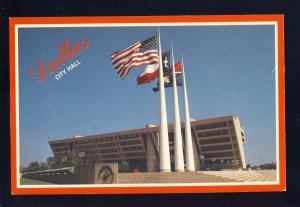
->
xmin=198 ymin=136 xmax=231 ymax=145
xmin=74 ymin=142 xmax=144 ymax=153
xmin=102 ymin=154 xmax=120 ymax=159
xmin=195 ymin=122 xmax=227 ymax=130
xmin=202 ymin=151 xmax=234 ymax=158
xmin=97 ymin=146 xmax=145 ymax=154
xmin=74 ymin=139 xmax=92 ymax=144
xmin=204 ymin=159 xmax=240 ymax=165
xmin=117 ymin=133 xmax=140 ymax=140
xmin=94 ymin=137 xmax=114 ymax=142
xmin=101 ymin=151 xmax=146 ymax=159
xmin=96 ymin=143 xmax=116 ymax=148
xmin=197 ymin=129 xmax=229 ymax=138
xmin=76 ymin=145 xmax=93 ymax=151
xmin=51 ymin=142 xmax=67 ymax=148
xmin=123 ymin=151 xmax=146 ymax=157
xmin=121 ymin=145 xmax=144 ymax=152
xmin=201 ymin=144 xmax=233 ymax=152
xmin=119 ymin=140 xmax=142 ymax=146
xmin=98 ymin=148 xmax=118 ymax=154
xmin=54 ymin=147 xmax=69 ymax=152
xmin=74 ymin=136 xmax=135 ymax=144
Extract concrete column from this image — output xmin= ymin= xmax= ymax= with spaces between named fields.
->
xmin=146 ymin=134 xmax=159 ymax=172
xmin=192 ymin=137 xmax=200 ymax=171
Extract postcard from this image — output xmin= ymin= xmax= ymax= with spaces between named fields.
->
xmin=10 ymin=15 xmax=285 ymax=194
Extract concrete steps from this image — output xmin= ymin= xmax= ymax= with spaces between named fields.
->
xmin=118 ymin=172 xmax=235 ymax=184
xmin=118 ymin=170 xmax=277 ymax=184
xmin=202 ymin=170 xmax=277 ymax=182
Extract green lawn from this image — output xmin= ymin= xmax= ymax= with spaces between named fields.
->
xmin=20 ymin=178 xmax=55 ymax=185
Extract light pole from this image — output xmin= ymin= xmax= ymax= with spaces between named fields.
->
xmin=220 ymin=159 xmax=224 ymax=171
xmin=51 ymin=161 xmax=55 ymax=169
xmin=62 ymin=156 xmax=67 ymax=167
xmin=79 ymin=152 xmax=86 ymax=166
xmin=62 ymin=156 xmax=67 ymax=162
xmin=212 ymin=158 xmax=216 ymax=171
xmin=200 ymin=155 xmax=205 ymax=171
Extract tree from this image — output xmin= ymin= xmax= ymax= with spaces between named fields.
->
xmin=46 ymin=156 xmax=57 ymax=169
xmin=27 ymin=161 xmax=40 ymax=172
xmin=39 ymin=162 xmax=48 ymax=171
xmin=46 ymin=154 xmax=78 ymax=169
xmin=74 ymin=150 xmax=99 ymax=167
xmin=28 ymin=148 xmax=101 ymax=172
xmin=118 ymin=161 xmax=129 ymax=172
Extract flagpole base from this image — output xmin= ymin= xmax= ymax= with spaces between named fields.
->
xmin=185 ymin=170 xmax=195 ymax=172
xmin=160 ymin=169 xmax=171 ymax=172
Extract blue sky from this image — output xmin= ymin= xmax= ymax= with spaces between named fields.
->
xmin=18 ymin=24 xmax=276 ymax=166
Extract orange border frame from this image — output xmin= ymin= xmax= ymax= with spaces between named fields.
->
xmin=9 ymin=15 xmax=285 ymax=195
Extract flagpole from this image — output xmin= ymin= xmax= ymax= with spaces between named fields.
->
xmin=182 ymin=56 xmax=195 ymax=172
xmin=158 ymin=28 xmax=171 ymax=172
xmin=171 ymin=43 xmax=184 ymax=172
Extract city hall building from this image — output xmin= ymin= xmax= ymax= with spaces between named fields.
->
xmin=49 ymin=115 xmax=247 ymax=172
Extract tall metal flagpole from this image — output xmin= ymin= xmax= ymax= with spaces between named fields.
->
xmin=182 ymin=56 xmax=195 ymax=172
xmin=158 ymin=28 xmax=171 ymax=172
xmin=171 ymin=43 xmax=184 ymax=172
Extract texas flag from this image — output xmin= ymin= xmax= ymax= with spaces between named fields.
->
xmin=152 ymin=60 xmax=183 ymax=92
xmin=137 ymin=51 xmax=170 ymax=85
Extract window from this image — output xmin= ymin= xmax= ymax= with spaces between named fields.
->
xmin=99 ymin=148 xmax=118 ymax=154
xmin=94 ymin=137 xmax=114 ymax=142
xmin=102 ymin=154 xmax=120 ymax=159
xmin=52 ymin=143 xmax=67 ymax=147
xmin=76 ymin=145 xmax=93 ymax=150
xmin=203 ymin=152 xmax=234 ymax=158
xmin=122 ymin=146 xmax=144 ymax=152
xmin=54 ymin=147 xmax=69 ymax=152
xmin=74 ymin=139 xmax=92 ymax=144
xmin=117 ymin=134 xmax=130 ymax=140
xmin=96 ymin=143 xmax=116 ymax=148
xmin=195 ymin=122 xmax=227 ymax=130
xmin=129 ymin=133 xmax=140 ymax=138
xmin=124 ymin=152 xmax=146 ymax=157
xmin=201 ymin=144 xmax=232 ymax=152
xmin=119 ymin=140 xmax=142 ymax=146
xmin=197 ymin=129 xmax=229 ymax=138
xmin=198 ymin=136 xmax=231 ymax=144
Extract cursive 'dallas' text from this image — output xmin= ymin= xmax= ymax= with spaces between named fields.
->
xmin=28 ymin=38 xmax=89 ymax=83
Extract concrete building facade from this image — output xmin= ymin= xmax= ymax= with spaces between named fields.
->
xmin=49 ymin=115 xmax=247 ymax=172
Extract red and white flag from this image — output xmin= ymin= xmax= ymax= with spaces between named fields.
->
xmin=137 ymin=51 xmax=171 ymax=85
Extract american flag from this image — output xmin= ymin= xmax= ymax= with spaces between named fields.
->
xmin=110 ymin=35 xmax=158 ymax=79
